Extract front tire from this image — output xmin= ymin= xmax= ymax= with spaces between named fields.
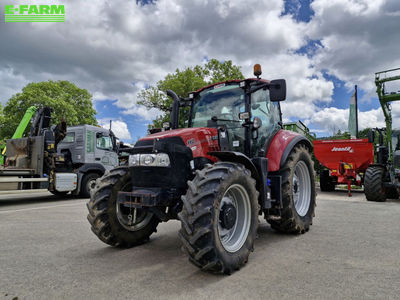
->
xmin=267 ymin=144 xmax=316 ymax=233
xmin=364 ymin=166 xmax=387 ymax=202
xmin=178 ymin=162 xmax=259 ymax=274
xmin=87 ymin=167 xmax=160 ymax=247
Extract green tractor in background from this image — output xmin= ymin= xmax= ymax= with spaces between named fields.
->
xmin=364 ymin=68 xmax=400 ymax=201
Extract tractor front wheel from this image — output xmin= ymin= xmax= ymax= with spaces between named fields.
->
xmin=87 ymin=167 xmax=160 ymax=247
xmin=178 ymin=162 xmax=259 ymax=274
xmin=364 ymin=166 xmax=387 ymax=202
xmin=267 ymin=144 xmax=316 ymax=233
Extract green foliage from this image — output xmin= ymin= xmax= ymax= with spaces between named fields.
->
xmin=357 ymin=128 xmax=371 ymax=138
xmin=137 ymin=59 xmax=244 ymax=128
xmin=0 ymin=80 xmax=97 ymax=139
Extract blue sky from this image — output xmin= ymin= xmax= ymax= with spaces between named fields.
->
xmin=2 ymin=0 xmax=400 ymax=142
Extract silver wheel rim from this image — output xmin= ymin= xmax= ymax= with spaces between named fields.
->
xmin=88 ymin=179 xmax=97 ymax=192
xmin=293 ymin=160 xmax=311 ymax=217
xmin=218 ymin=184 xmax=251 ymax=253
xmin=116 ymin=184 xmax=153 ymax=232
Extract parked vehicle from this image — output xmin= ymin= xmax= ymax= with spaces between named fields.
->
xmin=313 ymin=138 xmax=374 ymax=196
xmin=364 ymin=68 xmax=400 ymax=201
xmin=0 ymin=107 xmax=119 ymax=197
xmin=87 ymin=64 xmax=316 ymax=274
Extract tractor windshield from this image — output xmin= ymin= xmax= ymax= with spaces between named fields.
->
xmin=191 ymin=84 xmax=246 ymax=152
xmin=191 ymin=84 xmax=245 ymax=128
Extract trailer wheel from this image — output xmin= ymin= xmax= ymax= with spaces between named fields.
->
xmin=319 ymin=169 xmax=335 ymax=192
xmin=364 ymin=166 xmax=387 ymax=202
xmin=178 ymin=162 xmax=259 ymax=274
xmin=267 ymin=144 xmax=316 ymax=233
xmin=87 ymin=167 xmax=160 ymax=247
xmin=80 ymin=173 xmax=100 ymax=198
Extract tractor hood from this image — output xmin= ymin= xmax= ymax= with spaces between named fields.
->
xmin=137 ymin=127 xmax=220 ymax=160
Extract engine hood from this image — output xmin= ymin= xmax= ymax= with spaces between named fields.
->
xmin=138 ymin=127 xmax=220 ymax=160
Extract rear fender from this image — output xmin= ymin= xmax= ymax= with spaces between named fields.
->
xmin=266 ymin=130 xmax=312 ymax=172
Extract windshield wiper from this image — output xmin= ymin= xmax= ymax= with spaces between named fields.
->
xmin=211 ymin=116 xmax=240 ymax=123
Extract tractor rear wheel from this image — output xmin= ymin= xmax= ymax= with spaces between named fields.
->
xmin=364 ymin=166 xmax=387 ymax=202
xmin=87 ymin=167 xmax=160 ymax=247
xmin=178 ymin=162 xmax=259 ymax=274
xmin=267 ymin=144 xmax=316 ymax=233
xmin=319 ymin=169 xmax=335 ymax=192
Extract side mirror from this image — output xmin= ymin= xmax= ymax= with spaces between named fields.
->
xmin=96 ymin=132 xmax=103 ymax=138
xmin=367 ymin=129 xmax=374 ymax=143
xmin=269 ymin=79 xmax=286 ymax=102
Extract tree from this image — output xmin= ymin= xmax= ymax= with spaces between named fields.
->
xmin=137 ymin=59 xmax=244 ymax=127
xmin=0 ymin=80 xmax=97 ymax=139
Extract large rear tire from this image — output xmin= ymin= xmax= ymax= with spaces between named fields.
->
xmin=178 ymin=162 xmax=259 ymax=274
xmin=320 ymin=169 xmax=335 ymax=192
xmin=266 ymin=144 xmax=316 ymax=233
xmin=364 ymin=166 xmax=387 ymax=202
xmin=87 ymin=167 xmax=160 ymax=247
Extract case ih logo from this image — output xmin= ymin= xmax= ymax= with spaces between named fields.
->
xmin=331 ymin=146 xmax=354 ymax=153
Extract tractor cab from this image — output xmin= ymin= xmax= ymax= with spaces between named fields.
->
xmin=188 ymin=76 xmax=283 ymax=157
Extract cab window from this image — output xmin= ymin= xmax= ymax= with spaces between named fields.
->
xmin=96 ymin=135 xmax=113 ymax=150
xmin=62 ymin=132 xmax=75 ymax=143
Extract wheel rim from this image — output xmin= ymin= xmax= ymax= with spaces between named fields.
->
xmin=116 ymin=183 xmax=153 ymax=232
xmin=218 ymin=184 xmax=251 ymax=253
xmin=88 ymin=178 xmax=97 ymax=193
xmin=293 ymin=160 xmax=311 ymax=217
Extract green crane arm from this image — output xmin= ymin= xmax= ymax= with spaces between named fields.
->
xmin=375 ymin=68 xmax=400 ymax=161
xmin=1 ymin=106 xmax=37 ymax=155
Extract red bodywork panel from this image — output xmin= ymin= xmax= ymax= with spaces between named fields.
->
xmin=313 ymin=139 xmax=374 ymax=187
xmin=266 ymin=129 xmax=303 ymax=172
xmin=140 ymin=128 xmax=220 ymax=162
xmin=140 ymin=128 xmax=301 ymax=172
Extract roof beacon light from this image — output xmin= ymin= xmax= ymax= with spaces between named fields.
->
xmin=254 ymin=64 xmax=262 ymax=78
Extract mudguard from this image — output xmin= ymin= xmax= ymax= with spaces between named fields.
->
xmin=77 ymin=163 xmax=106 ymax=175
xmin=208 ymin=151 xmax=260 ymax=181
xmin=266 ymin=130 xmax=312 ymax=172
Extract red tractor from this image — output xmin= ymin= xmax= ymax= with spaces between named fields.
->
xmin=87 ymin=65 xmax=316 ymax=274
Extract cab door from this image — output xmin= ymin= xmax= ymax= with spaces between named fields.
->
xmin=95 ymin=132 xmax=118 ymax=170
xmin=250 ymin=89 xmax=281 ymax=157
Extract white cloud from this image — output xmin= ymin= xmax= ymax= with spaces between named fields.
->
xmin=309 ymin=0 xmax=400 ymax=98
xmin=307 ymin=106 xmax=386 ymax=135
xmin=0 ymin=0 xmax=331 ymax=124
xmin=98 ymin=119 xmax=132 ymax=140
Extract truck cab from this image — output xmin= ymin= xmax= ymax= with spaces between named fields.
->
xmin=56 ymin=125 xmax=119 ymax=196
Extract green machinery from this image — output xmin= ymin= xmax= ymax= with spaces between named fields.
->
xmin=0 ymin=106 xmax=37 ymax=165
xmin=375 ymin=68 xmax=400 ymax=161
xmin=364 ymin=68 xmax=400 ymax=201
xmin=283 ymin=120 xmax=316 ymax=142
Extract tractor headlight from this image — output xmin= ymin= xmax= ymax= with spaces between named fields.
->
xmin=129 ymin=153 xmax=170 ymax=167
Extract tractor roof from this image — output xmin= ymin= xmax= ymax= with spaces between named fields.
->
xmin=192 ymin=78 xmax=270 ymax=94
